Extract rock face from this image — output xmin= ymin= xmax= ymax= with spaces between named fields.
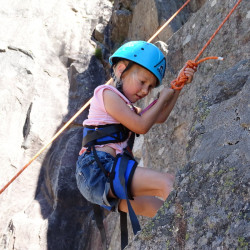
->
xmin=126 ymin=0 xmax=250 ymax=249
xmin=128 ymin=0 xmax=191 ymax=42
xmin=0 ymin=0 xmax=113 ymax=249
xmin=0 ymin=0 xmax=249 ymax=250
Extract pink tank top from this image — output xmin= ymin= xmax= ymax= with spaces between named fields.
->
xmin=79 ymin=85 xmax=134 ymax=155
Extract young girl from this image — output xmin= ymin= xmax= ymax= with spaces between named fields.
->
xmin=76 ymin=41 xmax=195 ymax=227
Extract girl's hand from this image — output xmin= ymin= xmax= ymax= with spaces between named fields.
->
xmin=178 ymin=65 xmax=197 ymax=84
xmin=184 ymin=66 xmax=197 ymax=84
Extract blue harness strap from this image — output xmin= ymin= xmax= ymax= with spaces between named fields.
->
xmin=108 ymin=151 xmax=141 ymax=249
xmin=110 ymin=153 xmax=137 ymax=200
xmin=116 ymin=152 xmax=141 ymax=238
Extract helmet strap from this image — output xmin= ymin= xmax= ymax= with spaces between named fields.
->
xmin=111 ymin=61 xmax=134 ymax=96
xmin=111 ymin=72 xmax=124 ymax=94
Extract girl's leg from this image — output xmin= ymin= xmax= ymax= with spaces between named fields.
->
xmin=130 ymin=166 xmax=175 ymax=200
xmin=118 ymin=196 xmax=164 ymax=217
xmin=109 ymin=166 xmax=175 ymax=217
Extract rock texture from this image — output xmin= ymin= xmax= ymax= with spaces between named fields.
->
xmin=0 ymin=0 xmax=113 ymax=249
xmin=127 ymin=0 xmax=250 ymax=249
xmin=0 ymin=0 xmax=249 ymax=250
xmin=128 ymin=0 xmax=191 ymax=42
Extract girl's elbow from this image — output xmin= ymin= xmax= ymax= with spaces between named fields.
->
xmin=132 ymin=120 xmax=155 ymax=134
xmin=141 ymin=128 xmax=149 ymax=134
xmin=155 ymin=120 xmax=164 ymax=124
xmin=136 ymin=127 xmax=149 ymax=134
xmin=135 ymin=124 xmax=150 ymax=134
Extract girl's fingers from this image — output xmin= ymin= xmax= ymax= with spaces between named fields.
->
xmin=184 ymin=68 xmax=196 ymax=84
xmin=185 ymin=67 xmax=196 ymax=74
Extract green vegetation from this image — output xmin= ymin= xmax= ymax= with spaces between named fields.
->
xmin=94 ymin=47 xmax=102 ymax=60
xmin=141 ymin=221 xmax=155 ymax=240
xmin=166 ymin=240 xmax=170 ymax=249
xmin=237 ymin=237 xmax=248 ymax=249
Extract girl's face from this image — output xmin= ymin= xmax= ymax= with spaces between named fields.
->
xmin=121 ymin=64 xmax=157 ymax=103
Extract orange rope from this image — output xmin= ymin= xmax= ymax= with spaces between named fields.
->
xmin=170 ymin=57 xmax=224 ymax=90
xmin=194 ymin=0 xmax=242 ymax=62
xmin=0 ymin=0 xmax=191 ymax=195
xmin=171 ymin=0 xmax=242 ymax=90
xmin=148 ymin=0 xmax=191 ymax=43
xmin=0 ymin=90 xmax=108 ymax=195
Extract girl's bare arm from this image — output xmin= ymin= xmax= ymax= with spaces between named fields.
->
xmin=154 ymin=89 xmax=180 ymax=123
xmin=155 ymin=66 xmax=196 ymax=123
xmin=103 ymin=89 xmax=173 ymax=134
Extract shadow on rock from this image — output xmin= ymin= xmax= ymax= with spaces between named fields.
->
xmin=35 ymin=55 xmax=107 ymax=250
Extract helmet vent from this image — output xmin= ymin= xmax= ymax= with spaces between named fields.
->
xmin=141 ymin=48 xmax=144 ymax=50
xmin=134 ymin=54 xmax=137 ymax=57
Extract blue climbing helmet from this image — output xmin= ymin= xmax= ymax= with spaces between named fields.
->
xmin=109 ymin=41 xmax=166 ymax=86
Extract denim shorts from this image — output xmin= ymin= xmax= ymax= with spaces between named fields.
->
xmin=76 ymin=151 xmax=117 ymax=208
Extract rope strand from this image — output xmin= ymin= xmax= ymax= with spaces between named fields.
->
xmin=170 ymin=57 xmax=224 ymax=90
xmin=170 ymin=0 xmax=242 ymax=90
xmin=147 ymin=0 xmax=191 ymax=43
xmin=194 ymin=0 xmax=242 ymax=62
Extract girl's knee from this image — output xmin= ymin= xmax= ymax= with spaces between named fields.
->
xmin=160 ymin=172 xmax=175 ymax=199
xmin=119 ymin=197 xmax=163 ymax=217
xmin=166 ymin=173 xmax=175 ymax=187
xmin=130 ymin=167 xmax=175 ymax=199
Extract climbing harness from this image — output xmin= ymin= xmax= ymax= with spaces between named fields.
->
xmin=0 ymin=0 xmax=243 ymax=249
xmin=82 ymin=123 xmax=140 ymax=249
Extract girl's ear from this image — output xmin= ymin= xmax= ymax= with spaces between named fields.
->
xmin=114 ymin=62 xmax=127 ymax=79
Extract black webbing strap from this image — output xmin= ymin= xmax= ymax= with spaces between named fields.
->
xmin=126 ymin=132 xmax=135 ymax=154
xmin=92 ymin=146 xmax=110 ymax=178
xmin=82 ymin=124 xmax=129 ymax=147
xmin=120 ymin=211 xmax=128 ymax=249
xmin=119 ymin=153 xmax=141 ymax=249
xmin=93 ymin=204 xmax=107 ymax=250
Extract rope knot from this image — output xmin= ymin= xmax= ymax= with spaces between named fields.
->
xmin=170 ymin=60 xmax=198 ymax=90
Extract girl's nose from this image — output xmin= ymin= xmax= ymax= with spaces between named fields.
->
xmin=141 ymin=86 xmax=149 ymax=96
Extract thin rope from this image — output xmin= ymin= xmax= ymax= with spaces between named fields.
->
xmin=194 ymin=0 xmax=242 ymax=62
xmin=170 ymin=57 xmax=224 ymax=90
xmin=0 ymin=95 xmax=105 ymax=195
xmin=147 ymin=0 xmax=191 ymax=43
xmin=0 ymin=0 xmax=191 ymax=195
xmin=170 ymin=0 xmax=242 ymax=90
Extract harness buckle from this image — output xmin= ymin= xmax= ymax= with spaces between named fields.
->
xmin=86 ymin=146 xmax=91 ymax=154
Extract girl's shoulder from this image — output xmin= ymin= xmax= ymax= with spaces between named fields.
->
xmin=94 ymin=84 xmax=130 ymax=104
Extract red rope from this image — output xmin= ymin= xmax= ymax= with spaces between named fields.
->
xmin=171 ymin=0 xmax=242 ymax=90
